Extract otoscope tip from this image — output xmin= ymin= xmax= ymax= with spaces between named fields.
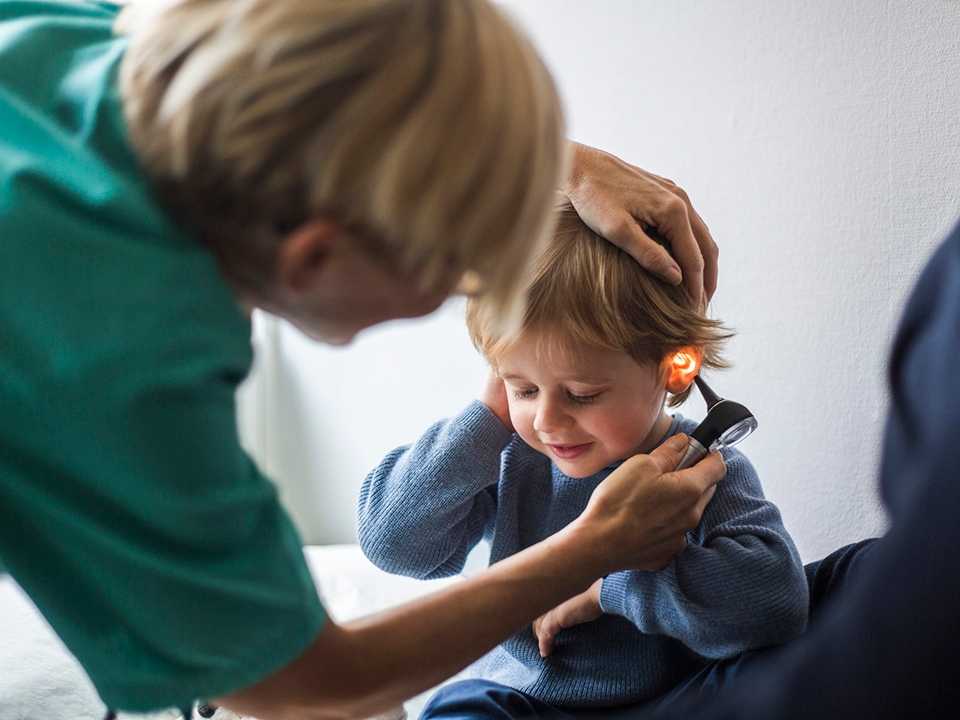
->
xmin=695 ymin=375 xmax=723 ymax=409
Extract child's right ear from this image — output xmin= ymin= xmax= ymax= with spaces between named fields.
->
xmin=662 ymin=347 xmax=702 ymax=394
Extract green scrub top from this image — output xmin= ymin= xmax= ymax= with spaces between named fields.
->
xmin=0 ymin=0 xmax=326 ymax=711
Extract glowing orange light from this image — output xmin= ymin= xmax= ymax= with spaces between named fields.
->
xmin=670 ymin=347 xmax=702 ymax=385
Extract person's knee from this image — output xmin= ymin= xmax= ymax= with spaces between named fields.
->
xmin=804 ymin=538 xmax=880 ymax=619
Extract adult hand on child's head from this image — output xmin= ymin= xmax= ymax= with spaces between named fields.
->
xmin=532 ymin=579 xmax=603 ymax=658
xmin=479 ymin=370 xmax=513 ymax=431
xmin=562 ymin=141 xmax=719 ymax=308
xmin=573 ymin=434 xmax=724 ymax=574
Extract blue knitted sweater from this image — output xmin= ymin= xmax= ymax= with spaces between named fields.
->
xmin=357 ymin=401 xmax=808 ymax=708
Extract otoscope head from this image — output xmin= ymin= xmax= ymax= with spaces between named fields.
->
xmin=691 ymin=377 xmax=758 ymax=451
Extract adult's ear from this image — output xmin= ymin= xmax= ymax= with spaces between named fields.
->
xmin=662 ymin=347 xmax=702 ymax=394
xmin=275 ymin=219 xmax=341 ymax=295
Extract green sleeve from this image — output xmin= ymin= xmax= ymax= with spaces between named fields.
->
xmin=0 ymin=342 xmax=327 ymax=712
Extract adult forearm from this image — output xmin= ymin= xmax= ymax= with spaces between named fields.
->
xmin=342 ymin=523 xmax=603 ymax=714
xmin=219 ymin=521 xmax=603 ymax=720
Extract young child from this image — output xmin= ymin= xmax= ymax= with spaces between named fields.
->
xmin=358 ymin=203 xmax=808 ymax=717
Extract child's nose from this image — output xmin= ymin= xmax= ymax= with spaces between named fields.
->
xmin=533 ymin=398 xmax=569 ymax=434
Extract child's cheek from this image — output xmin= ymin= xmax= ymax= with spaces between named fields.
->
xmin=505 ymin=398 xmax=520 ymax=426
xmin=585 ymin=411 xmax=625 ymax=451
xmin=512 ymin=406 xmax=540 ymax=446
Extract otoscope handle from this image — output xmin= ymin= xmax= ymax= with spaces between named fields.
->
xmin=674 ymin=437 xmax=709 ymax=471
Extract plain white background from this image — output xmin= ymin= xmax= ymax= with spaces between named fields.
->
xmin=238 ymin=0 xmax=960 ymax=563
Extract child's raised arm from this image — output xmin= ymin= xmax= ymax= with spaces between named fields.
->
xmin=357 ymin=400 xmax=511 ymax=579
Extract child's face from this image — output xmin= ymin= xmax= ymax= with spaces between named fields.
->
xmin=497 ymin=330 xmax=672 ymax=478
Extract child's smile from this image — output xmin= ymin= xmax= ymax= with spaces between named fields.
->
xmin=545 ymin=442 xmax=594 ymax=460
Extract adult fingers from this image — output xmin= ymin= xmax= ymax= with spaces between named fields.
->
xmin=671 ymin=451 xmax=726 ymax=499
xmin=640 ymin=534 xmax=689 ymax=571
xmin=606 ymin=212 xmax=682 ymax=285
xmin=535 ymin=617 xmax=557 ymax=657
xmin=655 ymin=196 xmax=704 ymax=307
xmin=690 ymin=208 xmax=719 ymax=302
xmin=693 ymin=483 xmax=717 ymax=519
xmin=634 ymin=168 xmax=713 ymax=305
xmin=647 ymin=434 xmax=691 ymax=474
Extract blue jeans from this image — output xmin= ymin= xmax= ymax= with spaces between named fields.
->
xmin=421 ymin=540 xmax=877 ymax=719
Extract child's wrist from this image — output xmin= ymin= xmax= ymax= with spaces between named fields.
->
xmin=478 ymin=399 xmax=511 ymax=429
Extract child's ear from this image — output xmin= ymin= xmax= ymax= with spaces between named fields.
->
xmin=662 ymin=347 xmax=703 ymax=394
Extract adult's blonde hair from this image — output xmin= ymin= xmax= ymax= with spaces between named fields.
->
xmin=467 ymin=202 xmax=732 ymax=407
xmin=117 ymin=0 xmax=565 ymax=317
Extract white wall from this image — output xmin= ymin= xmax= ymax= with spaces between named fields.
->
xmin=238 ymin=0 xmax=960 ymax=562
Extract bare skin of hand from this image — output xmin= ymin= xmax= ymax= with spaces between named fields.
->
xmin=563 ymin=141 xmax=719 ymax=308
xmin=479 ymin=370 xmax=512 ymax=431
xmin=533 ymin=578 xmax=603 ymax=657
xmin=576 ymin=433 xmax=721 ymax=573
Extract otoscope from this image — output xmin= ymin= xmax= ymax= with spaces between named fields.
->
xmin=675 ymin=375 xmax=758 ymax=470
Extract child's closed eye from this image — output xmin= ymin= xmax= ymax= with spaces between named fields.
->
xmin=509 ymin=386 xmax=605 ymax=404
xmin=566 ymin=390 xmax=603 ymax=405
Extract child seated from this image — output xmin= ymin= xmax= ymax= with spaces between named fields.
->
xmin=357 ymin=203 xmax=808 ymax=717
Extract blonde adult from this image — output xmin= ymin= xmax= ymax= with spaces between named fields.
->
xmin=0 ymin=1 xmax=722 ymax=718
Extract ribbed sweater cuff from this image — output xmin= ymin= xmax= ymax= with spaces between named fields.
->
xmin=599 ymin=571 xmax=633 ymax=618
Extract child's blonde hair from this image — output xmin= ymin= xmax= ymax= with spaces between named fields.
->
xmin=467 ymin=202 xmax=732 ymax=407
xmin=117 ymin=0 xmax=565 ymax=319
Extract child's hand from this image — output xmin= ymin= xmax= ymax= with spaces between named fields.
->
xmin=479 ymin=370 xmax=513 ymax=431
xmin=532 ymin=579 xmax=603 ymax=657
